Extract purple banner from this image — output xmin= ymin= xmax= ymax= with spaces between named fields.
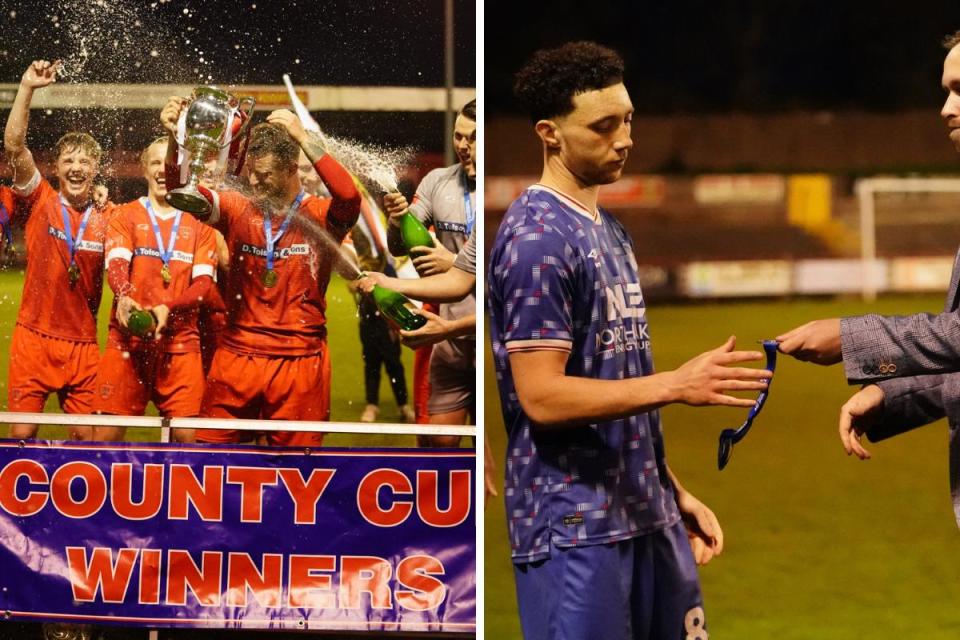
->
xmin=0 ymin=440 xmax=476 ymax=634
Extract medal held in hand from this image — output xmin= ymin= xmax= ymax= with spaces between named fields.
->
xmin=717 ymin=340 xmax=779 ymax=470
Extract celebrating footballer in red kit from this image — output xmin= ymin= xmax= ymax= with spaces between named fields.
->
xmin=160 ymin=98 xmax=361 ymax=446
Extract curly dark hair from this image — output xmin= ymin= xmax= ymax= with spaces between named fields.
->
xmin=945 ymin=30 xmax=960 ymax=50
xmin=247 ymin=122 xmax=299 ymax=168
xmin=513 ymin=41 xmax=624 ymax=123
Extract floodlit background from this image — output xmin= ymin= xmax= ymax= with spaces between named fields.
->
xmin=484 ymin=2 xmax=960 ymax=638
xmin=0 ymin=2 xmax=475 ymax=638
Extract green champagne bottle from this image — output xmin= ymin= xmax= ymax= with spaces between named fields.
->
xmin=127 ymin=309 xmax=157 ymax=338
xmin=399 ymin=210 xmax=434 ymax=253
xmin=363 ymin=277 xmax=427 ymax=331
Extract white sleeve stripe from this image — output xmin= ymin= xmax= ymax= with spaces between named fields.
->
xmin=192 ymin=264 xmax=215 ymax=279
xmin=105 ymin=247 xmax=133 ymax=266
xmin=505 ymin=339 xmax=573 ymax=353
xmin=13 ymin=169 xmax=41 ymax=197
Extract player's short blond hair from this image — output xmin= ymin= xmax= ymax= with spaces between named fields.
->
xmin=247 ymin=123 xmax=299 ymax=170
xmin=54 ymin=132 xmax=102 ymax=163
xmin=140 ymin=136 xmax=168 ymax=169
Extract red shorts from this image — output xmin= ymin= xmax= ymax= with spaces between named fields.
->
xmin=413 ymin=344 xmax=433 ymax=424
xmin=93 ymin=346 xmax=205 ymax=417
xmin=197 ymin=346 xmax=331 ymax=447
xmin=7 ymin=324 xmax=99 ymax=414
xmin=198 ymin=308 xmax=226 ymax=376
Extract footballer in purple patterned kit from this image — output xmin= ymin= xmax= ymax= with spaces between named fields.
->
xmin=487 ymin=41 xmax=772 ymax=640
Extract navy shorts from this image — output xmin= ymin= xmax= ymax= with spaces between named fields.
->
xmin=513 ymin=519 xmax=706 ymax=640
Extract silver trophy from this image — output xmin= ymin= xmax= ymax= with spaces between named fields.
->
xmin=166 ymin=86 xmax=255 ymax=217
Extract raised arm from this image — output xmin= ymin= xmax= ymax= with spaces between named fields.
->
xmin=266 ymin=109 xmax=360 ymax=230
xmin=358 ymin=267 xmax=475 ymax=304
xmin=4 ymin=60 xmax=59 ymax=186
xmin=160 ymin=96 xmax=189 ymax=190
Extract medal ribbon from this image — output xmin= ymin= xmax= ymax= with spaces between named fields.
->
xmin=59 ymin=197 xmax=93 ymax=269
xmin=263 ymin=191 xmax=305 ymax=272
xmin=0 ymin=202 xmax=12 ymax=247
xmin=144 ymin=199 xmax=183 ymax=274
xmin=463 ymin=185 xmax=474 ymax=235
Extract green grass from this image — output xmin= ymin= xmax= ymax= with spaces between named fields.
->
xmin=485 ymin=294 xmax=960 ymax=639
xmin=0 ymin=269 xmax=420 ymax=447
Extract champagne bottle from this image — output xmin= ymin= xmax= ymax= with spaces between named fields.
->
xmin=360 ymin=275 xmax=427 ymax=331
xmin=127 ymin=309 xmax=157 ymax=338
xmin=399 ymin=210 xmax=434 ymax=253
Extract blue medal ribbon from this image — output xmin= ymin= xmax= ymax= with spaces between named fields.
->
xmin=0 ymin=202 xmax=12 ymax=248
xmin=463 ymin=185 xmax=474 ymax=235
xmin=59 ymin=197 xmax=93 ymax=269
xmin=144 ymin=199 xmax=183 ymax=274
xmin=263 ymin=191 xmax=305 ymax=272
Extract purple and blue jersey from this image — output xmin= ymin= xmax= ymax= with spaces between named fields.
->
xmin=488 ymin=185 xmax=681 ymax=564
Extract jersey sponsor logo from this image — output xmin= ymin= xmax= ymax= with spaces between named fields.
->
xmin=239 ymin=243 xmax=311 ymax=260
xmin=77 ymin=240 xmax=104 ymax=252
xmin=132 ymin=248 xmax=195 ymax=263
xmin=435 ymin=220 xmax=467 ymax=234
xmin=595 ymin=323 xmax=651 ymax=354
xmin=47 ymin=226 xmax=103 ymax=252
xmin=605 ymin=282 xmax=645 ymax=321
xmin=595 ymin=282 xmax=651 ymax=354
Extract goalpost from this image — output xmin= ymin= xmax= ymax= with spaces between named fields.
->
xmin=856 ymin=176 xmax=960 ymax=301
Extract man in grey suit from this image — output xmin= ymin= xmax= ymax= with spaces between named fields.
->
xmin=777 ymin=29 xmax=960 ymax=522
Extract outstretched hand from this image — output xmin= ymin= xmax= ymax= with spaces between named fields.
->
xmin=776 ymin=319 xmax=843 ymax=365
xmin=665 ymin=336 xmax=770 ymax=408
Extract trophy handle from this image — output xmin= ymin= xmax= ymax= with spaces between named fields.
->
xmin=229 ymin=96 xmax=257 ymax=145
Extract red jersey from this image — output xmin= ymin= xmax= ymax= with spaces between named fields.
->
xmin=105 ymin=198 xmax=218 ymax=353
xmin=207 ymin=156 xmax=360 ymax=356
xmin=13 ymin=172 xmax=109 ymax=343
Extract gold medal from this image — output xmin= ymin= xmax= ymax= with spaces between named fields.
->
xmin=262 ymin=269 xmax=278 ymax=288
xmin=67 ymin=263 xmax=81 ymax=285
xmin=161 ymin=264 xmax=172 ymax=284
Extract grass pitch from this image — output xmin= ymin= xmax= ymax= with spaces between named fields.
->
xmin=484 ymin=294 xmax=960 ymax=639
xmin=0 ymin=269 xmax=418 ymax=447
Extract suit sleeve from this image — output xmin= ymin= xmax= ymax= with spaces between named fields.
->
xmin=841 ymin=312 xmax=960 ymax=383
xmin=866 ymin=374 xmax=949 ymax=442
